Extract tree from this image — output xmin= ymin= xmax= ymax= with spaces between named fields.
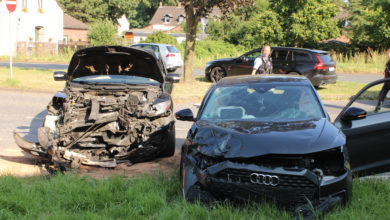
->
xmin=181 ymin=0 xmax=253 ymax=82
xmin=58 ymin=0 xmax=139 ymax=24
xmin=58 ymin=0 xmax=107 ymax=23
xmin=270 ymin=0 xmax=340 ymax=47
xmin=347 ymin=0 xmax=390 ymax=49
xmin=87 ymin=20 xmax=118 ymax=46
xmin=128 ymin=0 xmax=179 ymax=28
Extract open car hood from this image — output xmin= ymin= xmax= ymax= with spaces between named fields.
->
xmin=67 ymin=46 xmax=165 ymax=83
xmin=193 ymin=119 xmax=345 ymax=158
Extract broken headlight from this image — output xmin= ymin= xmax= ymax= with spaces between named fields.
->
xmin=151 ymin=100 xmax=171 ymax=116
xmin=310 ymin=146 xmax=347 ymax=182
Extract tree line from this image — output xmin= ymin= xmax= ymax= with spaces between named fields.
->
xmin=59 ymin=0 xmax=390 ymax=81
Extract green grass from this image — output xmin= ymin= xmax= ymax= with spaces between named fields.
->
xmin=332 ymin=50 xmax=389 ymax=74
xmin=0 ymin=67 xmax=65 ymax=91
xmin=0 ymin=173 xmax=388 ymax=219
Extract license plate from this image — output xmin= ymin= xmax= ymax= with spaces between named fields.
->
xmin=329 ymin=67 xmax=335 ymax=72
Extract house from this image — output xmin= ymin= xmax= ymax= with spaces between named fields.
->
xmin=117 ymin=14 xmax=129 ymax=36
xmin=144 ymin=2 xmax=221 ymax=32
xmin=124 ymin=2 xmax=220 ymax=43
xmin=0 ymin=0 xmax=64 ymax=55
xmin=63 ymin=13 xmax=89 ymax=44
xmin=144 ymin=2 xmax=187 ymax=31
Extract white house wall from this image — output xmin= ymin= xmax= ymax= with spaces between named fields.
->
xmin=0 ymin=0 xmax=64 ymax=56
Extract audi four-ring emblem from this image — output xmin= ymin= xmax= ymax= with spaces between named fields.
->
xmin=249 ymin=173 xmax=279 ymax=186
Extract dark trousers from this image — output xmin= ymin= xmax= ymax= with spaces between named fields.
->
xmin=376 ymin=83 xmax=390 ymax=110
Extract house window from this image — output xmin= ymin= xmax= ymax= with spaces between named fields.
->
xmin=35 ymin=26 xmax=44 ymax=42
xmin=22 ymin=0 xmax=27 ymax=9
xmin=164 ymin=14 xmax=173 ymax=24
xmin=178 ymin=15 xmax=185 ymax=24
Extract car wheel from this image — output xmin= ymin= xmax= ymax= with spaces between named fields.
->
xmin=159 ymin=124 xmax=175 ymax=157
xmin=210 ymin=66 xmax=226 ymax=83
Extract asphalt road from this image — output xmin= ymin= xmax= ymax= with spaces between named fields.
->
xmin=1 ymin=89 xmax=390 ymax=178
xmin=0 ymin=89 xmax=346 ymax=153
xmin=0 ymin=61 xmax=383 ymax=84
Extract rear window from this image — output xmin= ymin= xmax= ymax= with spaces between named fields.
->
xmin=167 ymin=46 xmax=179 ymax=53
xmin=143 ymin=45 xmax=160 ymax=52
xmin=318 ymin=54 xmax=333 ymax=63
xmin=294 ymin=51 xmax=312 ymax=61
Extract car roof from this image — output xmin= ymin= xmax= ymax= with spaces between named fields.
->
xmin=271 ymin=47 xmax=328 ymax=54
xmin=131 ymin=43 xmax=174 ymax=47
xmin=215 ymin=75 xmax=312 ymax=87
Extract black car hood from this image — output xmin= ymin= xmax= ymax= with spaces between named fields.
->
xmin=67 ymin=46 xmax=165 ymax=83
xmin=193 ymin=119 xmax=345 ymax=158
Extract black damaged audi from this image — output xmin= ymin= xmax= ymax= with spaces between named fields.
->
xmin=175 ymin=75 xmax=352 ymax=217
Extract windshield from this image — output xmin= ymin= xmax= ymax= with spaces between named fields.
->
xmin=200 ymin=83 xmax=324 ymax=122
xmin=72 ymin=75 xmax=159 ymax=85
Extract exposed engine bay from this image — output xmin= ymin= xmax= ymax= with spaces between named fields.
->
xmin=15 ymin=84 xmax=174 ymax=169
xmin=14 ymin=46 xmax=176 ymax=170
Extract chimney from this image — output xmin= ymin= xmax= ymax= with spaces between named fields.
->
xmin=159 ymin=2 xmax=162 ymax=7
xmin=178 ymin=2 xmax=181 ymax=7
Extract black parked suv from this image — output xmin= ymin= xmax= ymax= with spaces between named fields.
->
xmin=205 ymin=47 xmax=337 ymax=87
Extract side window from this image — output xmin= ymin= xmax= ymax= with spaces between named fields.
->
xmin=245 ymin=51 xmax=261 ymax=62
xmin=271 ymin=50 xmax=288 ymax=61
xmin=348 ymin=82 xmax=390 ymax=115
xmin=294 ymin=51 xmax=312 ymax=62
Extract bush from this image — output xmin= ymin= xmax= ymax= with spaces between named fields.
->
xmin=87 ymin=20 xmax=118 ymax=46
xmin=140 ymin=31 xmax=178 ymax=46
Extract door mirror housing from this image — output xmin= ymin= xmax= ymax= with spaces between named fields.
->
xmin=175 ymin=109 xmax=195 ymax=121
xmin=166 ymin=73 xmax=180 ymax=83
xmin=54 ymin=71 xmax=67 ymax=81
xmin=341 ymin=107 xmax=367 ymax=121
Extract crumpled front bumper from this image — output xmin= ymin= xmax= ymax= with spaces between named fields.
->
xmin=13 ymin=121 xmax=174 ymax=169
xmin=182 ymin=159 xmax=351 ymax=217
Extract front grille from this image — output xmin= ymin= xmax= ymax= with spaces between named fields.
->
xmin=209 ymin=169 xmax=318 ymax=207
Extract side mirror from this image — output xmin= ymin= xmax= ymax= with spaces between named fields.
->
xmin=54 ymin=71 xmax=66 ymax=81
xmin=175 ymin=109 xmax=195 ymax=121
xmin=341 ymin=107 xmax=367 ymax=121
xmin=166 ymin=73 xmax=180 ymax=83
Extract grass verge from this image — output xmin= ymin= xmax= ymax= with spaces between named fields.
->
xmin=0 ymin=173 xmax=388 ymax=219
xmin=0 ymin=67 xmax=377 ymax=103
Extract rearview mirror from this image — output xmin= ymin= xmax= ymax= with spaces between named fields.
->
xmin=341 ymin=107 xmax=367 ymax=121
xmin=54 ymin=71 xmax=66 ymax=81
xmin=175 ymin=109 xmax=195 ymax=121
xmin=166 ymin=73 xmax=180 ymax=83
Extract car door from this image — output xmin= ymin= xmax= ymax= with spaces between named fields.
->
xmin=229 ymin=49 xmax=261 ymax=75
xmin=270 ymin=49 xmax=290 ymax=74
xmin=334 ymin=78 xmax=390 ymax=176
xmin=292 ymin=51 xmax=314 ymax=75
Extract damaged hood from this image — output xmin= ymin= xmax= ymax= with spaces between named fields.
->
xmin=193 ymin=119 xmax=345 ymax=158
xmin=67 ymin=46 xmax=165 ymax=83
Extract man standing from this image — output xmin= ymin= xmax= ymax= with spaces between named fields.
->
xmin=375 ymin=48 xmax=390 ymax=112
xmin=251 ymin=45 xmax=273 ymax=75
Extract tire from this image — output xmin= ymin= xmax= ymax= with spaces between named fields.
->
xmin=210 ymin=66 xmax=226 ymax=83
xmin=159 ymin=124 xmax=175 ymax=157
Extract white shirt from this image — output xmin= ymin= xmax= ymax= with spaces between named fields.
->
xmin=253 ymin=57 xmax=263 ymax=70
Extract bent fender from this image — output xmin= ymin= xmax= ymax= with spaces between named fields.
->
xmin=13 ymin=131 xmax=50 ymax=159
